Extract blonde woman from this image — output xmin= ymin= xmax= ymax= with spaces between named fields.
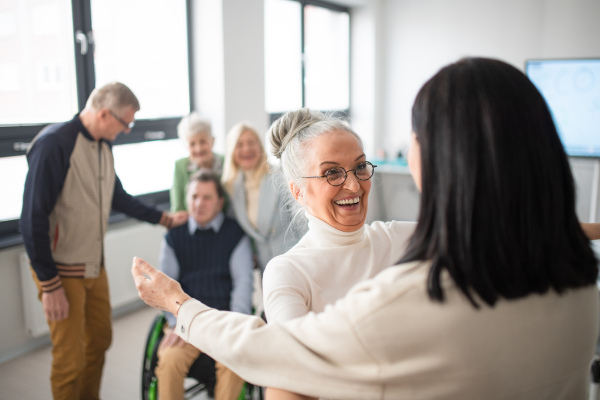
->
xmin=222 ymin=122 xmax=305 ymax=273
xmin=170 ymin=112 xmax=224 ymax=212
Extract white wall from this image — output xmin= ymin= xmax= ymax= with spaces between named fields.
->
xmin=192 ymin=0 xmax=269 ymax=153
xmin=378 ymin=0 xmax=600 ymax=223
xmin=348 ymin=0 xmax=384 ymax=157
xmin=381 ymin=0 xmax=600 ymax=155
xmin=191 ymin=0 xmax=226 ymax=151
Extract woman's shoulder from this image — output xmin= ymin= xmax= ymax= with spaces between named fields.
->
xmin=263 ymin=252 xmax=312 ymax=290
xmin=174 ymin=156 xmax=190 ymax=169
xmin=366 ymin=220 xmax=417 ymax=239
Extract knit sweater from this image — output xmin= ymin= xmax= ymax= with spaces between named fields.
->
xmin=166 ymin=218 xmax=245 ymax=311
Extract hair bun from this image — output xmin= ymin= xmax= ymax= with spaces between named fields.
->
xmin=270 ymin=108 xmax=322 ymax=159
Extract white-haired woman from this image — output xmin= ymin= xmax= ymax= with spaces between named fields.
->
xmin=170 ymin=112 xmax=224 ymax=212
xmin=221 ymin=121 xmax=305 ymax=273
xmin=262 ymin=109 xmax=416 ymax=325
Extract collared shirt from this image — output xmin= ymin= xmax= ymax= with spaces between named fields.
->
xmin=160 ymin=213 xmax=254 ymax=327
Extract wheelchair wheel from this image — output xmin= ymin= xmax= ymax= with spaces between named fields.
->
xmin=141 ymin=313 xmax=261 ymax=400
xmin=141 ymin=314 xmax=216 ymax=400
xmin=240 ymin=382 xmax=264 ymax=400
xmin=141 ymin=314 xmax=167 ymax=400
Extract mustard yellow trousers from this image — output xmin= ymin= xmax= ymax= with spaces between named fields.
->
xmin=33 ymin=268 xmax=112 ymax=400
xmin=156 ymin=334 xmax=244 ymax=400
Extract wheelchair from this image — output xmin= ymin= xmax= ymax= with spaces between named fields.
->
xmin=141 ymin=313 xmax=263 ymax=400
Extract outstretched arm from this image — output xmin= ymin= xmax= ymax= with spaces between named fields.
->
xmin=132 ymin=257 xmax=190 ymax=315
xmin=132 ymin=256 xmax=387 ymax=399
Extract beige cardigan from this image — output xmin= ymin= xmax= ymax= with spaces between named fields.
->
xmin=177 ymin=261 xmax=599 ymax=400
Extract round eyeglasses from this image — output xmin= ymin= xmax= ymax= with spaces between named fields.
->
xmin=302 ymin=161 xmax=377 ymax=186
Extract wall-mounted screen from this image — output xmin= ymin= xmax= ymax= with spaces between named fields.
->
xmin=526 ymin=58 xmax=600 ymax=157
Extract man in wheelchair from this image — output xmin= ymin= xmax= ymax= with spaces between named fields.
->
xmin=156 ymin=170 xmax=254 ymax=400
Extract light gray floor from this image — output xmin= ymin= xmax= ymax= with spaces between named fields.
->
xmin=0 ymin=305 xmax=213 ymax=400
xmin=0 ymin=270 xmax=266 ymax=400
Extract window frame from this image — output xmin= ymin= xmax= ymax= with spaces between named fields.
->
xmin=0 ymin=0 xmax=195 ymax=249
xmin=266 ymin=0 xmax=351 ymax=120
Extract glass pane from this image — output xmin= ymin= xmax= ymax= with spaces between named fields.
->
xmin=112 ymin=139 xmax=187 ymax=196
xmin=91 ymin=0 xmax=190 ymax=119
xmin=0 ymin=0 xmax=78 ymax=125
xmin=264 ymin=0 xmax=302 ymax=113
xmin=0 ymin=155 xmax=28 ymax=222
xmin=304 ymin=6 xmax=349 ymax=110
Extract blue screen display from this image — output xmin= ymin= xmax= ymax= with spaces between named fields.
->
xmin=526 ymin=58 xmax=600 ymax=157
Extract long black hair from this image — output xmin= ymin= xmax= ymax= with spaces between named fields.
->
xmin=400 ymin=57 xmax=598 ymax=307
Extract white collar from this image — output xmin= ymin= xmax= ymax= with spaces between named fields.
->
xmin=187 ymin=212 xmax=225 ymax=235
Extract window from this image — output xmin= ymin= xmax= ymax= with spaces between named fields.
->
xmin=264 ymin=0 xmax=350 ymax=117
xmin=0 ymin=0 xmax=192 ymax=247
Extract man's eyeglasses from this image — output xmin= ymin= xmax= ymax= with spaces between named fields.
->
xmin=302 ymin=161 xmax=377 ymax=186
xmin=108 ymin=109 xmax=135 ymax=130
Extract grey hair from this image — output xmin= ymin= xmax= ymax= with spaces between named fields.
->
xmin=86 ymin=82 xmax=140 ymax=112
xmin=269 ymin=108 xmax=363 ymax=219
xmin=270 ymin=108 xmax=363 ymax=187
xmin=177 ymin=112 xmax=213 ymax=141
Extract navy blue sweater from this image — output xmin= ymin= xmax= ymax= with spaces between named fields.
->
xmin=166 ymin=218 xmax=245 ymax=311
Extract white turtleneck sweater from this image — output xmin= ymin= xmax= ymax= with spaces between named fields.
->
xmin=263 ymin=213 xmax=416 ymax=322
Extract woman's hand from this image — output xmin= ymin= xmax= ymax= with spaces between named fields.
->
xmin=131 ymin=257 xmax=191 ymax=315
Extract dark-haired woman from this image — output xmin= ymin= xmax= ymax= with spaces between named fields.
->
xmin=134 ymin=57 xmax=599 ymax=400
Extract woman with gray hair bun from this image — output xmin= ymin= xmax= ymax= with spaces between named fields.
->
xmin=261 ymin=108 xmax=418 ymax=400
xmin=262 ymin=108 xmax=416 ymax=327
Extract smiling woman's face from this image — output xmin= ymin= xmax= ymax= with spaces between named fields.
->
xmin=187 ymin=132 xmax=214 ymax=168
xmin=300 ymin=130 xmax=370 ymax=232
xmin=233 ymin=129 xmax=262 ymax=171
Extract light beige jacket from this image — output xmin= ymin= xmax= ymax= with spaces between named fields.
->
xmin=177 ymin=261 xmax=599 ymax=400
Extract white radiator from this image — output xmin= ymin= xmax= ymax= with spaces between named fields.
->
xmin=19 ymin=252 xmax=49 ymax=337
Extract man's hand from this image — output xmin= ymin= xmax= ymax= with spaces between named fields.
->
xmin=170 ymin=211 xmax=188 ymax=228
xmin=159 ymin=328 xmax=187 ymax=350
xmin=42 ymin=287 xmax=69 ymax=322
xmin=132 ymin=257 xmax=191 ymax=315
xmin=159 ymin=211 xmax=188 ymax=229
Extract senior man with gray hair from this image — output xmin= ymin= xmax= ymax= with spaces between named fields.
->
xmin=20 ymin=81 xmax=187 ymax=400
